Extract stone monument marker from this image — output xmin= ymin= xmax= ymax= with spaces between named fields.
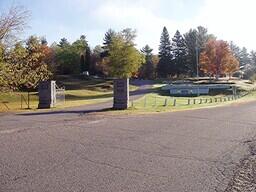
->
xmin=113 ymin=79 xmax=129 ymax=110
xmin=38 ymin=81 xmax=56 ymax=109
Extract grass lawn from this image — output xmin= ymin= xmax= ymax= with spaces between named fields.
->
xmin=0 ymin=90 xmax=111 ymax=112
xmin=127 ymin=79 xmax=256 ymax=114
xmin=128 ymin=93 xmax=253 ymax=113
xmin=1 ymin=77 xmax=256 ymax=114
xmin=0 ymin=77 xmax=138 ymax=112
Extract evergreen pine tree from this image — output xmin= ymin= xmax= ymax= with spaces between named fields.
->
xmin=102 ymin=29 xmax=116 ymax=57
xmin=172 ymin=30 xmax=187 ymax=77
xmin=80 ymin=54 xmax=85 ymax=72
xmin=230 ymin=43 xmax=251 ymax=67
xmin=85 ymin=46 xmax=91 ymax=72
xmin=58 ymin=38 xmax=70 ymax=48
xmin=140 ymin=45 xmax=155 ymax=79
xmin=229 ymin=41 xmax=241 ymax=62
xmin=80 ymin=46 xmax=91 ymax=73
xmin=184 ymin=26 xmax=214 ymax=76
xmin=250 ymin=51 xmax=256 ymax=67
xmin=157 ymin=26 xmax=173 ymax=78
xmin=240 ymin=47 xmax=250 ymax=66
xmin=184 ymin=29 xmax=197 ymax=76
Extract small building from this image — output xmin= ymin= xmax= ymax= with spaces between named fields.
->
xmin=169 ymin=85 xmax=209 ymax=96
xmin=163 ymin=84 xmax=232 ymax=96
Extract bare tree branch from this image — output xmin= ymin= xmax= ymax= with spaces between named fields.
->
xmin=0 ymin=5 xmax=30 ymax=44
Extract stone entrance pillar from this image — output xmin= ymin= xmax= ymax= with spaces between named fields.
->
xmin=38 ymin=81 xmax=56 ymax=109
xmin=113 ymin=78 xmax=129 ymax=110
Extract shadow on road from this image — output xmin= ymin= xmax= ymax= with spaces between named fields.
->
xmin=17 ymin=107 xmax=112 ymax=116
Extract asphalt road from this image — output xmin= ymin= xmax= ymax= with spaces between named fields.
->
xmin=1 ymin=98 xmax=256 ymax=191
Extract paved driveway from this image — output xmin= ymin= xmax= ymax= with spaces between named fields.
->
xmin=1 ymin=101 xmax=256 ymax=191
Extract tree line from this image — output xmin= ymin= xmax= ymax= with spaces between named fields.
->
xmin=156 ymin=26 xmax=256 ymax=79
xmin=1 ymin=6 xmax=256 ymax=91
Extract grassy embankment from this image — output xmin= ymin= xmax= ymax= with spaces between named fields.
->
xmin=128 ymin=79 xmax=256 ymax=113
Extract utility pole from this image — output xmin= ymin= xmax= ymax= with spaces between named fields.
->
xmin=196 ymin=39 xmax=200 ymax=97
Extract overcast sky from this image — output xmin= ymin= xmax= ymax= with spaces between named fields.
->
xmin=1 ymin=0 xmax=255 ymax=52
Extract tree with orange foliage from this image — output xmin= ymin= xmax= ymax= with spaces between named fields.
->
xmin=200 ymin=40 xmax=216 ymax=78
xmin=222 ymin=54 xmax=239 ymax=79
xmin=200 ymin=39 xmax=239 ymax=79
xmin=41 ymin=42 xmax=56 ymax=73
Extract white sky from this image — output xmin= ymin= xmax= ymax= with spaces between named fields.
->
xmin=1 ymin=0 xmax=255 ymax=53
xmin=94 ymin=0 xmax=256 ymax=52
